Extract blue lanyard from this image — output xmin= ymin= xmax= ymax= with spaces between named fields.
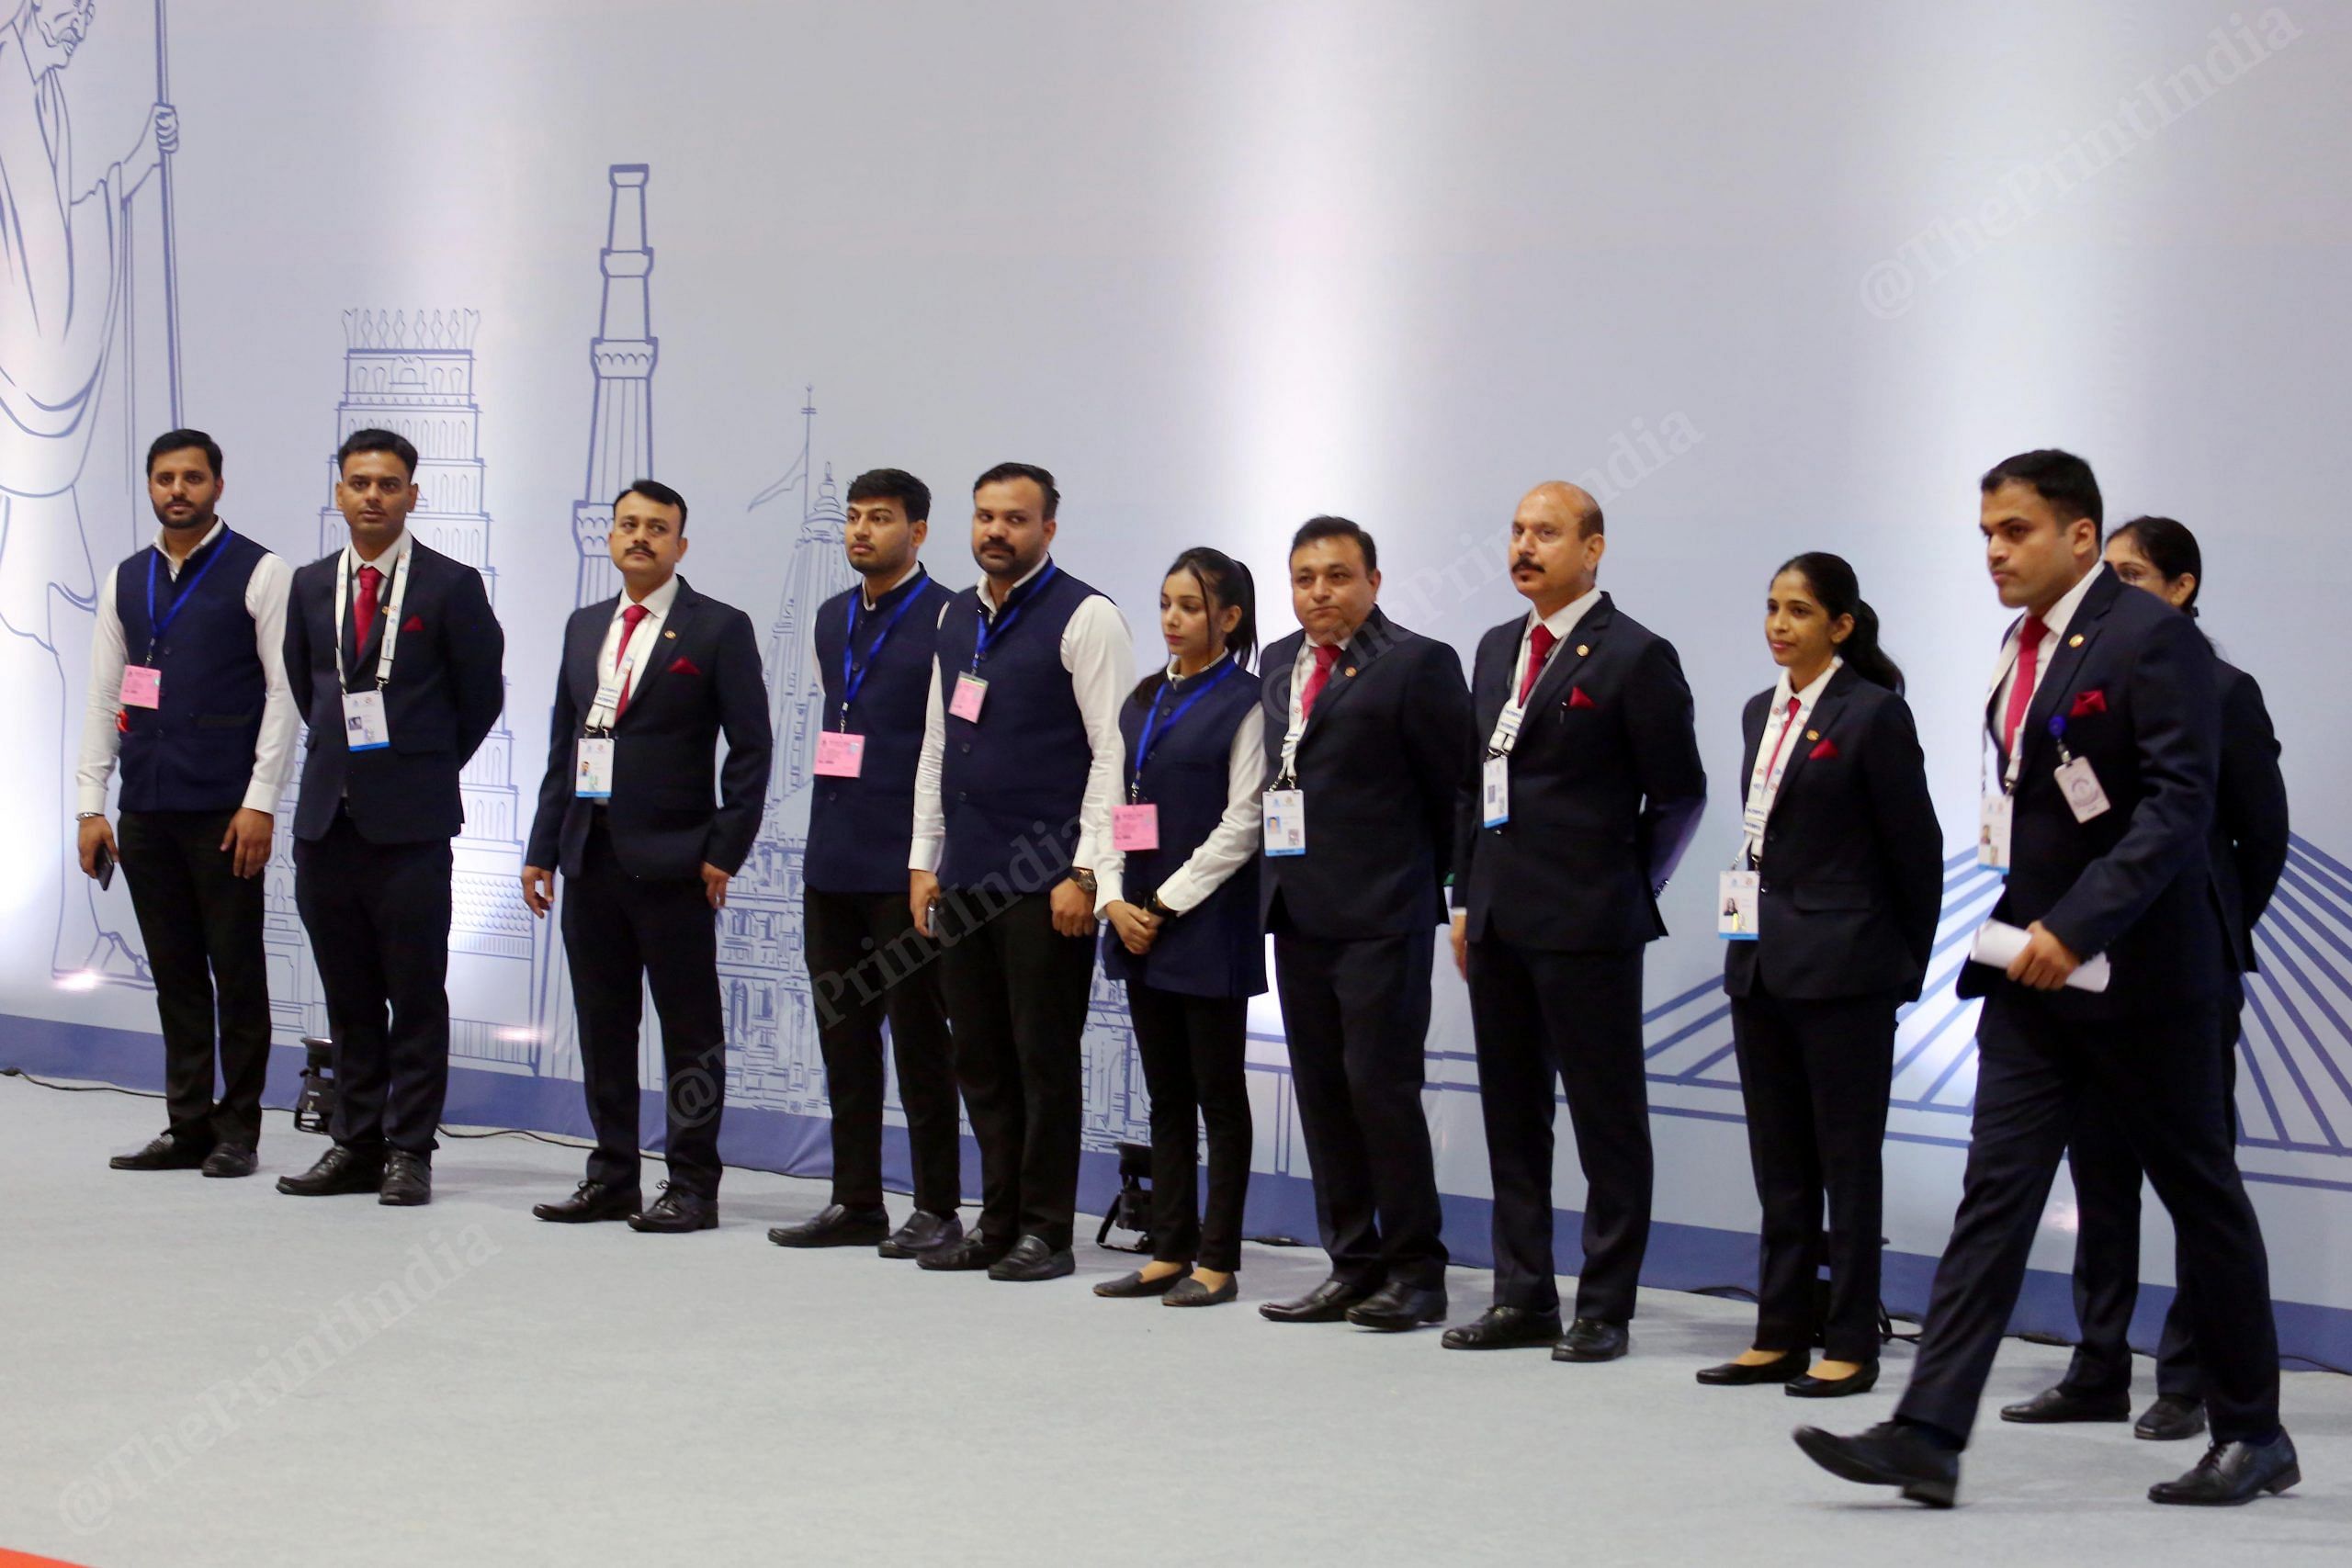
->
xmin=1129 ymin=656 xmax=1238 ymax=800
xmin=971 ymin=560 xmax=1058 ymax=670
xmin=143 ymin=529 xmax=232 ymax=660
xmin=841 ymin=569 xmax=928 ymax=728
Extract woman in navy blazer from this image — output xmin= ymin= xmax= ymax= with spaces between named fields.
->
xmin=1699 ymin=553 xmax=1942 ymax=1396
xmin=1092 ymin=548 xmax=1266 ymax=1309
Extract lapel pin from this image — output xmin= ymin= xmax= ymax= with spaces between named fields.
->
xmin=1576 ymin=644 xmax=1589 ymax=657
xmin=1805 ymin=729 xmax=1819 ymax=741
xmin=664 ymin=629 xmax=677 ymax=638
xmin=1344 ymin=666 xmax=1355 ymax=677
xmin=2068 ymin=633 xmax=2084 ymax=647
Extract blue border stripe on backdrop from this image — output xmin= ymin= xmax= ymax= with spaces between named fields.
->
xmin=10 ymin=1010 xmax=2346 ymax=1371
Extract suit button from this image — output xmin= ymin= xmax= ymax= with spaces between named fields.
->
xmin=1758 ymin=882 xmax=1771 ymax=895
xmin=959 ymin=742 xmax=970 ymax=753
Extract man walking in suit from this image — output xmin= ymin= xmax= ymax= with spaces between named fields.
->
xmin=79 ymin=430 xmax=298 ymax=1179
xmin=770 ymin=468 xmax=964 ymax=1257
xmin=522 ymin=479 xmax=772 ymax=1233
xmin=1794 ymin=449 xmax=2296 ymax=1507
xmin=1443 ymin=481 xmax=1706 ymax=1361
xmin=277 ymin=428 xmax=506 ymax=1207
xmin=1256 ymin=516 xmax=1477 ymax=1331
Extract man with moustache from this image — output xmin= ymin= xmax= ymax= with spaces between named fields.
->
xmin=908 ymin=463 xmax=1132 ymax=1282
xmin=769 ymin=468 xmax=964 ymax=1257
xmin=1443 ymin=481 xmax=1706 ymax=1361
xmin=523 ymin=479 xmax=772 ymax=1233
xmin=77 ymin=430 xmax=298 ymax=1179
xmin=1256 ymin=516 xmax=1476 ymax=1331
xmin=1795 ymin=449 xmax=2295 ymax=1507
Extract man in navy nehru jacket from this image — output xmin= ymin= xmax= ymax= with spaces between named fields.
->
xmin=277 ymin=428 xmax=505 ymax=1208
xmin=77 ymin=430 xmax=298 ymax=1179
xmin=908 ymin=463 xmax=1133 ymax=1282
xmin=522 ymin=479 xmax=772 ymax=1234
xmin=769 ymin=468 xmax=963 ymax=1258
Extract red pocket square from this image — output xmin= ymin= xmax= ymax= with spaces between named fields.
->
xmin=2069 ymin=689 xmax=2107 ymax=717
xmin=1808 ymin=737 xmax=1839 ymax=761
xmin=401 ymin=615 xmax=424 ymax=634
xmin=1567 ymin=685 xmax=1597 ymax=710
xmin=668 ymin=656 xmax=702 ymax=677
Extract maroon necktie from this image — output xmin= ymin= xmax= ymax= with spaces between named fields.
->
xmin=1760 ymin=695 xmax=1803 ymax=779
xmin=1518 ymin=625 xmax=1557 ymax=705
xmin=2000 ymin=615 xmax=2049 ymax=761
xmin=353 ymin=564 xmax=383 ymax=648
xmin=613 ymin=604 xmax=650 ymax=718
xmin=1299 ymin=643 xmax=1341 ymax=718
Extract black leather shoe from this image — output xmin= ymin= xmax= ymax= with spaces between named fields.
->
xmin=878 ymin=1211 xmax=963 ymax=1259
xmin=111 ymin=1132 xmax=211 ymax=1171
xmin=988 ymin=1235 xmax=1075 ymax=1281
xmin=2148 ymin=1432 xmax=2299 ymax=1506
xmin=1553 ymin=1317 xmax=1630 ymax=1362
xmin=379 ymin=1151 xmax=432 ymax=1207
xmin=276 ymin=1145 xmax=385 ymax=1196
xmin=917 ymin=1232 xmax=1012 ymax=1272
xmin=1696 ymin=1351 xmax=1805 ymax=1386
xmin=628 ymin=1184 xmax=718 ymax=1232
xmin=1999 ymin=1384 xmax=2131 ymax=1424
xmin=2135 ymin=1393 xmax=2209 ymax=1442
xmin=1259 ymin=1277 xmax=1374 ymax=1324
xmin=1788 ymin=1362 xmax=1881 ymax=1398
xmin=199 ymin=1145 xmax=257 ymax=1179
xmin=534 ymin=1179 xmax=642 ymax=1223
xmin=1442 ymin=1305 xmax=1562 ymax=1349
xmin=1095 ymin=1268 xmax=1184 ymax=1299
xmin=768 ymin=1203 xmax=890 ymax=1247
xmin=1163 ymin=1274 xmax=1238 ymax=1307
xmin=1346 ymin=1280 xmax=1446 ymax=1331
xmin=1792 ymin=1422 xmax=1961 ymax=1508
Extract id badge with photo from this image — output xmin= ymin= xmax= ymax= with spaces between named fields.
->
xmin=813 ymin=731 xmax=865 ymax=778
xmin=1113 ymin=802 xmax=1159 ymax=852
xmin=1481 ymin=753 xmax=1510 ymax=828
xmin=119 ymin=665 xmax=163 ymax=708
xmin=949 ymin=673 xmax=989 ymax=722
xmin=343 ymin=688 xmax=390 ymax=751
xmin=1978 ymin=792 xmax=2013 ymax=874
xmin=1717 ymin=869 xmax=1760 ymax=941
xmin=575 ymin=737 xmax=615 ymax=799
xmin=1262 ymin=787 xmax=1306 ymax=856
xmin=2054 ymin=757 xmax=2111 ymax=823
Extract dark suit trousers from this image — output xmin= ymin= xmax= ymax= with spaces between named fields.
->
xmin=1467 ymin=940 xmax=1648 ymax=1320
xmin=1896 ymin=987 xmax=2279 ymax=1447
xmin=1273 ymin=928 xmax=1445 ymax=1292
xmin=803 ymin=887 xmax=961 ymax=1215
xmin=1729 ymin=987 xmax=1896 ymax=1362
xmin=561 ymin=819 xmax=727 ymax=1199
xmin=2062 ymin=976 xmax=2247 ymax=1399
xmin=293 ymin=809 xmax=452 ymax=1156
xmin=117 ymin=810 xmax=272 ymax=1149
xmin=1127 ymin=983 xmax=1253 ymax=1272
xmin=934 ymin=890 xmax=1096 ymax=1249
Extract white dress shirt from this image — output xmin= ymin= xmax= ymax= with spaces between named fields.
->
xmin=1741 ymin=654 xmax=1843 ymax=854
xmin=1990 ymin=562 xmax=2103 ymax=778
xmin=77 ymin=519 xmax=299 ymax=816
xmin=910 ymin=557 xmax=1135 ymax=886
xmin=595 ymin=571 xmax=683 ymax=708
xmin=1096 ymin=652 xmax=1267 ymax=912
xmin=334 ymin=528 xmax=416 ymax=677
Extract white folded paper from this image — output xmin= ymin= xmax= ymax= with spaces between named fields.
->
xmin=1968 ymin=919 xmax=2111 ymax=993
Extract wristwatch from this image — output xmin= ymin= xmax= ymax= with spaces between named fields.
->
xmin=1147 ymin=893 xmax=1176 ymax=919
xmin=1068 ymin=867 xmax=1099 ymax=897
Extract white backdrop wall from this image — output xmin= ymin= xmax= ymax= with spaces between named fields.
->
xmin=5 ymin=0 xmax=2348 ymax=1360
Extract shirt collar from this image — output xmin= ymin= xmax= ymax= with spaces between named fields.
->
xmin=861 ymin=560 xmax=924 ymax=611
xmin=2024 ymin=561 xmax=2103 ymax=646
xmin=1527 ymin=584 xmax=1602 ymax=640
xmin=153 ymin=519 xmax=227 ymax=578
xmin=618 ymin=572 xmax=683 ymax=618
xmin=1771 ymin=654 xmax=1843 ymax=710
xmin=344 ymin=530 xmax=413 ymax=577
xmin=1163 ymin=649 xmax=1234 ymax=685
xmin=981 ymin=555 xmax=1050 ymax=614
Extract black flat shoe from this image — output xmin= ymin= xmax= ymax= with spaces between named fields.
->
xmin=988 ymin=1235 xmax=1074 ymax=1282
xmin=1553 ymin=1317 xmax=1630 ymax=1362
xmin=379 ymin=1151 xmax=432 ymax=1207
xmin=1095 ymin=1268 xmax=1185 ymax=1298
xmin=276 ymin=1145 xmax=384 ymax=1197
xmin=628 ymin=1183 xmax=717 ymax=1233
xmin=1999 ymin=1384 xmax=2131 ymax=1424
xmin=1346 ymin=1280 xmax=1446 ymax=1332
xmin=1442 ymin=1305 xmax=1562 ymax=1350
xmin=878 ymin=1211 xmax=963 ymax=1259
xmin=534 ymin=1179 xmax=642 ymax=1223
xmin=1787 ymin=1362 xmax=1880 ymax=1398
xmin=2148 ymin=1433 xmax=2299 ymax=1506
xmin=2135 ymin=1394 xmax=2209 ymax=1443
xmin=1163 ymin=1275 xmax=1237 ymax=1307
xmin=917 ymin=1232 xmax=1012 ymax=1272
xmin=1696 ymin=1351 xmax=1804 ymax=1386
xmin=111 ymin=1132 xmax=211 ymax=1171
xmin=1260 ymin=1277 xmax=1374 ymax=1324
xmin=1792 ymin=1422 xmax=1960 ymax=1509
xmin=199 ymin=1145 xmax=257 ymax=1179
xmin=768 ymin=1203 xmax=890 ymax=1247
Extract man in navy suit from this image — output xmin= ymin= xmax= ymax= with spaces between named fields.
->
xmin=277 ymin=428 xmax=505 ymax=1207
xmin=1255 ymin=516 xmax=1476 ymax=1332
xmin=1443 ymin=481 xmax=1706 ymax=1361
xmin=1795 ymin=450 xmax=2296 ymax=1507
xmin=521 ymin=479 xmax=772 ymax=1233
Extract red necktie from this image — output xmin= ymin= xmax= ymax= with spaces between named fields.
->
xmin=354 ymin=564 xmax=383 ymax=648
xmin=2000 ymin=615 xmax=2049 ymax=761
xmin=1518 ymin=624 xmax=1557 ymax=705
xmin=613 ymin=604 xmax=650 ymax=717
xmin=1300 ymin=643 xmax=1341 ymax=718
xmin=1760 ymin=695 xmax=1803 ymax=778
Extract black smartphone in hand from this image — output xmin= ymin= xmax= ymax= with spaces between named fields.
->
xmin=93 ymin=840 xmax=116 ymax=891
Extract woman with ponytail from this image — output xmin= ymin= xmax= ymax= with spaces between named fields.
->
xmin=1697 ymin=552 xmax=1942 ymax=1397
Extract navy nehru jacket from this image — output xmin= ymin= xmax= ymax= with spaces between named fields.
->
xmin=107 ymin=527 xmax=277 ymax=813
xmin=806 ymin=566 xmax=957 ymax=894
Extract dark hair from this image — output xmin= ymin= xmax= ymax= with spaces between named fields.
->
xmin=337 ymin=426 xmax=419 ymax=479
xmin=1289 ymin=514 xmax=1377 ymax=575
xmin=973 ymin=462 xmax=1058 ymax=519
xmin=2110 ymin=514 xmax=2202 ymax=617
xmin=614 ymin=478 xmax=689 ymax=532
xmin=146 ymin=428 xmax=222 ymax=479
xmin=1980 ymin=447 xmax=2103 ymax=537
xmin=846 ymin=468 xmax=931 ymax=524
xmin=1774 ymin=551 xmax=1905 ymax=694
xmin=1131 ymin=547 xmax=1260 ymax=705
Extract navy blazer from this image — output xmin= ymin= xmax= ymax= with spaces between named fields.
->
xmin=2212 ymin=659 xmax=2288 ymax=976
xmin=525 ymin=579 xmax=773 ymax=883
xmin=1721 ymin=665 xmax=1944 ymax=1002
xmin=1957 ymin=568 xmax=2224 ymax=1017
xmin=285 ymin=539 xmax=505 ymax=844
xmin=1453 ymin=593 xmax=1707 ymax=952
xmin=1258 ymin=606 xmax=1476 ymax=941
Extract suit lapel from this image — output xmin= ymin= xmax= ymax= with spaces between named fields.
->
xmin=618 ymin=581 xmax=694 ymax=723
xmin=1766 ymin=664 xmax=1854 ymax=821
xmin=1298 ymin=605 xmax=1396 ymax=747
xmin=573 ymin=595 xmax=619 ymax=716
xmin=2020 ymin=570 xmax=2117 ymax=764
xmin=1523 ymin=592 xmax=1609 ymax=723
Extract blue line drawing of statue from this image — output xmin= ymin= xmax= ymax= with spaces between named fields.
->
xmin=0 ymin=0 xmax=180 ymax=986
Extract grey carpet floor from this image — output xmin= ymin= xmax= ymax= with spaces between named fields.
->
xmin=4 ymin=1073 xmax=2348 ymax=1568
